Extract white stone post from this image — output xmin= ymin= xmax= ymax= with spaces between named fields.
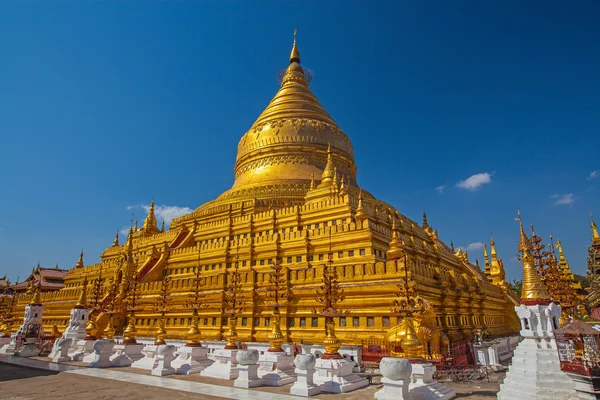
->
xmin=89 ymin=339 xmax=116 ymax=368
xmin=409 ymin=362 xmax=455 ymax=399
xmin=234 ymin=349 xmax=264 ymax=388
xmin=172 ymin=345 xmax=212 ymax=375
xmin=131 ymin=344 xmax=159 ymax=370
xmin=374 ymin=357 xmax=412 ymax=400
xmin=151 ymin=345 xmax=176 ymax=376
xmin=51 ymin=338 xmax=73 ymax=363
xmin=290 ymin=354 xmax=321 ymax=397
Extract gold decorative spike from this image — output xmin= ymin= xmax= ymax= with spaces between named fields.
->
xmin=516 ymin=211 xmax=551 ymax=303
xmin=483 ymin=244 xmax=491 ymax=280
xmin=30 ymin=281 xmax=42 ymax=306
xmin=185 ymin=252 xmax=207 ymax=347
xmin=355 ymin=189 xmax=367 ymax=223
xmin=153 ymin=272 xmax=171 ymax=345
xmin=112 ymin=231 xmax=119 ymax=247
xmin=161 ymin=220 xmax=165 ymax=233
xmin=591 ymin=212 xmax=600 ymax=244
xmin=422 ymin=210 xmax=429 ymax=229
xmin=75 ymin=250 xmax=84 ymax=269
xmin=75 ymin=275 xmax=88 ymax=309
xmin=222 ymin=249 xmax=245 ymax=349
xmin=309 ymin=173 xmax=316 ymax=190
xmin=290 ymin=29 xmax=300 ymax=64
xmin=265 ymin=259 xmax=289 ymax=352
xmin=319 ymin=143 xmax=336 ymax=186
xmin=142 ymin=197 xmax=159 ymax=233
xmin=387 ymin=219 xmax=405 ymax=261
xmin=134 ymin=220 xmax=138 ymax=232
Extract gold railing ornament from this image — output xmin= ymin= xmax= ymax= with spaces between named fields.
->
xmin=104 ymin=314 xmax=116 ymax=340
xmin=185 ymin=251 xmax=209 ymax=347
xmin=385 ymin=224 xmax=427 ymax=360
xmin=314 ymin=230 xmax=347 ymax=360
xmin=154 ymin=270 xmax=172 ymax=346
xmin=85 ymin=267 xmax=105 ymax=340
xmin=264 ymin=259 xmax=289 ymax=352
xmin=123 ymin=261 xmax=144 ymax=345
xmin=268 ymin=306 xmax=285 ymax=352
xmin=224 ymin=317 xmax=239 ymax=349
xmin=186 ymin=309 xmax=201 ymax=347
xmin=222 ymin=247 xmax=245 ymax=350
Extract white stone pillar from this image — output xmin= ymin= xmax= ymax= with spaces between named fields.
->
xmin=258 ymin=351 xmax=296 ymax=386
xmin=200 ymin=348 xmax=239 ymax=380
xmin=234 ymin=349 xmax=264 ymax=388
xmin=51 ymin=338 xmax=73 ymax=363
xmin=110 ymin=343 xmax=145 ymax=367
xmin=290 ymin=354 xmax=321 ymax=397
xmin=151 ymin=345 xmax=176 ymax=376
xmin=89 ymin=339 xmax=116 ymax=368
xmin=409 ymin=362 xmax=455 ymax=399
xmin=374 ymin=357 xmax=412 ymax=400
xmin=172 ymin=345 xmax=212 ymax=375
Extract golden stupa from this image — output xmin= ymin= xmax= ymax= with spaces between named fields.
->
xmin=7 ymin=33 xmax=519 ymax=344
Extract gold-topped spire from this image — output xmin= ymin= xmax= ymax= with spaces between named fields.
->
xmin=490 ymin=233 xmax=497 ymax=256
xmin=387 ymin=219 xmax=405 ymax=261
xmin=355 ymin=188 xmax=367 ymax=223
xmin=290 ymin=29 xmax=300 ymax=64
xmin=320 ymin=143 xmax=336 ymax=185
xmin=310 ymin=173 xmax=316 ymax=190
xmin=161 ymin=220 xmax=165 ymax=233
xmin=591 ymin=212 xmax=600 ymax=244
xmin=30 ymin=281 xmax=42 ymax=306
xmin=142 ymin=197 xmax=159 ymax=233
xmin=112 ymin=231 xmax=119 ymax=247
xmin=516 ymin=211 xmax=550 ymax=304
xmin=422 ymin=210 xmax=429 ymax=229
xmin=75 ymin=250 xmax=84 ymax=269
xmin=75 ymin=275 xmax=88 ymax=309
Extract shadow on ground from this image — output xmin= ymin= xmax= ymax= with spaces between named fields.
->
xmin=0 ymin=362 xmax=60 ymax=382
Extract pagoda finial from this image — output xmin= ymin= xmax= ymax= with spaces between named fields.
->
xmin=591 ymin=212 xmax=600 ymax=244
xmin=75 ymin=275 xmax=88 ymax=308
xmin=387 ymin=219 xmax=405 ymax=261
xmin=355 ymin=188 xmax=367 ymax=223
xmin=475 ymin=258 xmax=480 ymax=269
xmin=516 ymin=211 xmax=550 ymax=304
xmin=319 ymin=142 xmax=336 ymax=186
xmin=127 ymin=227 xmax=134 ymax=250
xmin=450 ymin=239 xmax=455 ymax=252
xmin=112 ymin=231 xmax=119 ymax=247
xmin=134 ymin=220 xmax=138 ymax=232
xmin=310 ymin=173 xmax=316 ymax=190
xmin=422 ymin=210 xmax=429 ymax=229
xmin=290 ymin=29 xmax=300 ymax=64
xmin=75 ymin=250 xmax=84 ymax=269
xmin=490 ymin=233 xmax=497 ymax=256
xmin=30 ymin=281 xmax=42 ymax=306
xmin=161 ymin=220 xmax=165 ymax=233
xmin=142 ymin=197 xmax=158 ymax=233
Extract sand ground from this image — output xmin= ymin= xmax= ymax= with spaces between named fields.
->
xmin=0 ymin=361 xmax=501 ymax=400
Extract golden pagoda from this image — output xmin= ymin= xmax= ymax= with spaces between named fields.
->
xmin=8 ymin=32 xmax=519 ymax=343
xmin=516 ymin=212 xmax=551 ymax=305
xmin=557 ymin=240 xmax=581 ymax=291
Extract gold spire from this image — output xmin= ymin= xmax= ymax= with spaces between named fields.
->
xmin=75 ymin=250 xmax=84 ymax=269
xmin=223 ymin=31 xmax=355 ymax=203
xmin=290 ymin=29 xmax=300 ymax=63
xmin=30 ymin=281 xmax=42 ymax=306
xmin=75 ymin=276 xmax=88 ymax=308
xmin=161 ymin=220 xmax=165 ymax=233
xmin=310 ymin=173 xmax=316 ymax=190
xmin=319 ymin=143 xmax=336 ymax=186
xmin=339 ymin=175 xmax=348 ymax=195
xmin=483 ymin=244 xmax=491 ymax=281
xmin=134 ymin=220 xmax=138 ymax=232
xmin=355 ymin=189 xmax=367 ymax=223
xmin=422 ymin=210 xmax=429 ymax=229
xmin=591 ymin=212 xmax=600 ymax=244
xmin=386 ymin=219 xmax=405 ymax=261
xmin=142 ymin=197 xmax=159 ymax=233
xmin=490 ymin=234 xmax=497 ymax=256
xmin=112 ymin=231 xmax=119 ymax=247
xmin=516 ymin=211 xmax=550 ymax=303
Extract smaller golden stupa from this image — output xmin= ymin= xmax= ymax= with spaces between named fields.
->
xmin=516 ymin=212 xmax=551 ymax=305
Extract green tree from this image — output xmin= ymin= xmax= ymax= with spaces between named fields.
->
xmin=509 ymin=279 xmax=523 ymax=297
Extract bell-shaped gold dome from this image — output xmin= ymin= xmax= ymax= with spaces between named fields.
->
xmin=217 ymin=32 xmax=356 ymax=204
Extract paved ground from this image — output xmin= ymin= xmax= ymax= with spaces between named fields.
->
xmin=0 ymin=361 xmax=502 ymax=400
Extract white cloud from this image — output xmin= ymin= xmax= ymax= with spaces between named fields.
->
xmin=456 ymin=172 xmax=492 ymax=191
xmin=587 ymin=170 xmax=600 ymax=180
xmin=128 ymin=203 xmax=193 ymax=226
xmin=120 ymin=226 xmax=131 ymax=236
xmin=461 ymin=242 xmax=485 ymax=253
xmin=550 ymin=193 xmax=575 ymax=206
xmin=436 ymin=185 xmax=445 ymax=193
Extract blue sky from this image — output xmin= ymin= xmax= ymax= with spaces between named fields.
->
xmin=1 ymin=1 xmax=599 ymax=283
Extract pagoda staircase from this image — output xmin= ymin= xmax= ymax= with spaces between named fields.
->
xmin=169 ymin=226 xmax=194 ymax=249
